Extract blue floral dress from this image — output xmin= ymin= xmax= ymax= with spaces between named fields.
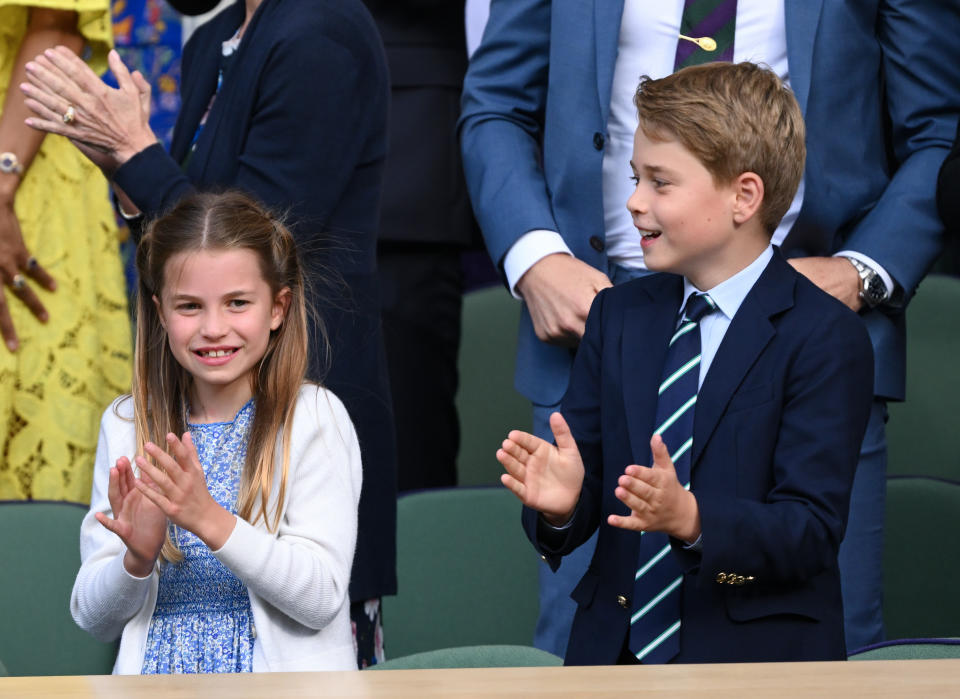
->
xmin=141 ymin=400 xmax=256 ymax=674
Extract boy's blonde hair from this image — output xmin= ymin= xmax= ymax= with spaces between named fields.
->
xmin=634 ymin=62 xmax=806 ymax=235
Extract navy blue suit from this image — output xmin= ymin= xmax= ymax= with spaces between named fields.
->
xmin=524 ymin=252 xmax=874 ymax=664
xmin=113 ymin=0 xmax=397 ymax=602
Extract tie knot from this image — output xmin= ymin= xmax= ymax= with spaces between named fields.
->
xmin=683 ymin=293 xmax=716 ymax=324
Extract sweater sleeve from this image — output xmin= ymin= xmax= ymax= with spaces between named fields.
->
xmin=212 ymin=386 xmax=362 ymax=630
xmin=70 ymin=399 xmax=154 ymax=642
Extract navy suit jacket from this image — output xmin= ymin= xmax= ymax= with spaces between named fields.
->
xmin=938 ymin=120 xmax=960 ymax=238
xmin=460 ymin=0 xmax=960 ymax=406
xmin=113 ymin=0 xmax=397 ymax=601
xmin=522 ymin=252 xmax=874 ymax=664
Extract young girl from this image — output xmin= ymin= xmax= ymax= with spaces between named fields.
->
xmin=71 ymin=190 xmax=362 ymax=673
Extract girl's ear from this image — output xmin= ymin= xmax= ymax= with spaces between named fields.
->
xmin=152 ymin=294 xmax=167 ymax=329
xmin=271 ymin=287 xmax=291 ymax=331
xmin=732 ymin=171 xmax=764 ymax=224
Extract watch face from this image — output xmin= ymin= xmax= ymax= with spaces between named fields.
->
xmin=864 ymin=274 xmax=886 ymax=305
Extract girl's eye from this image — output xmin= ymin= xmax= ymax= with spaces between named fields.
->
xmin=229 ymin=299 xmax=249 ymax=309
xmin=653 ymin=178 xmax=669 ymax=189
xmin=176 ymin=302 xmax=200 ymax=312
xmin=629 ymin=174 xmax=640 ymax=184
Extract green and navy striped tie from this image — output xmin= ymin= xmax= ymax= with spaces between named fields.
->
xmin=628 ymin=292 xmax=716 ymax=663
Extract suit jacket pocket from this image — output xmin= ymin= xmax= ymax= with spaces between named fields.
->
xmin=724 ymin=581 xmax=823 ymax=623
xmin=724 ymin=383 xmax=775 ymax=415
xmin=570 ymin=569 xmax=600 ymax=609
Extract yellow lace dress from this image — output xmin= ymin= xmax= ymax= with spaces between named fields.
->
xmin=0 ymin=0 xmax=132 ymax=502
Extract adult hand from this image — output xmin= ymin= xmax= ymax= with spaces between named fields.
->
xmin=516 ymin=253 xmax=612 ymax=347
xmin=21 ymin=47 xmax=157 ymax=174
xmin=94 ymin=456 xmax=168 ymax=578
xmin=608 ymin=434 xmax=701 ymax=542
xmin=788 ymin=256 xmax=862 ymax=312
xmin=497 ymin=411 xmax=585 ymax=526
xmin=135 ymin=432 xmax=237 ymax=551
xmin=0 ymin=202 xmax=56 ymax=351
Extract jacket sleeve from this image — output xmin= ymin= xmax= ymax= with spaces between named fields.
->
xmin=521 ymin=288 xmax=609 ymax=568
xmin=70 ymin=400 xmax=153 ymax=642
xmin=113 ymin=9 xmax=387 ymax=237
xmin=839 ymin=0 xmax=960 ymax=298
xmin=458 ymin=0 xmax=560 ymax=271
xmin=213 ymin=387 xmax=362 ymax=630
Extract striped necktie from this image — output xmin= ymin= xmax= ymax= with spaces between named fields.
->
xmin=627 ymin=292 xmax=716 ymax=664
xmin=674 ymin=0 xmax=737 ymax=70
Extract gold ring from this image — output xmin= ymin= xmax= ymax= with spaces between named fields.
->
xmin=62 ymin=105 xmax=76 ymax=125
xmin=11 ymin=274 xmax=26 ymax=291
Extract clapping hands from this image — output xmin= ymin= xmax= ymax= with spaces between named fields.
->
xmin=96 ymin=433 xmax=237 ymax=575
xmin=496 ymin=412 xmax=585 ymax=526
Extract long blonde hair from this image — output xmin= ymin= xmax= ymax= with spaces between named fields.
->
xmin=133 ymin=190 xmax=314 ymax=561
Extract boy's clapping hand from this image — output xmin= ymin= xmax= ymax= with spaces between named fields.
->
xmin=497 ymin=411 xmax=585 ymax=527
xmin=608 ymin=434 xmax=702 ymax=543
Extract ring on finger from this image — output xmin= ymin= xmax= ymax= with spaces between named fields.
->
xmin=62 ymin=105 xmax=76 ymax=125
xmin=11 ymin=273 xmax=26 ymax=291
xmin=26 ymin=256 xmax=38 ymax=271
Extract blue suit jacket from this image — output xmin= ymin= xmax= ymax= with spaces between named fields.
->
xmin=113 ymin=0 xmax=397 ymax=601
xmin=460 ymin=0 xmax=960 ymax=406
xmin=522 ymin=251 xmax=874 ymax=664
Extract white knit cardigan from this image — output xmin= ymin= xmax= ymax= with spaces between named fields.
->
xmin=71 ymin=384 xmax=362 ymax=673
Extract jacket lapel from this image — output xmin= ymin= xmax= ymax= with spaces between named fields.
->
xmin=783 ymin=0 xmax=824 ymax=115
xmin=621 ymin=275 xmax=683 ymax=463
xmin=691 ymin=251 xmax=796 ymax=467
xmin=594 ymin=0 xmax=625 ymax=126
xmin=169 ymin=0 xmax=245 ymax=164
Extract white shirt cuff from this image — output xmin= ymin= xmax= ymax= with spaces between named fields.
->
xmin=835 ymin=250 xmax=896 ymax=299
xmin=503 ymin=229 xmax=574 ymax=299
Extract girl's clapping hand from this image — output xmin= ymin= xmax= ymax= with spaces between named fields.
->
xmin=135 ymin=433 xmax=238 ymax=551
xmin=94 ymin=456 xmax=167 ymax=577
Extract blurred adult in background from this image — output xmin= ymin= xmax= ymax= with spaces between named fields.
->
xmin=22 ymin=0 xmax=397 ymax=668
xmin=0 ymin=2 xmax=131 ymax=501
xmin=362 ymin=0 xmax=476 ymax=491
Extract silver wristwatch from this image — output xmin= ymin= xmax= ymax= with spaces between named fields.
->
xmin=843 ymin=256 xmax=889 ymax=308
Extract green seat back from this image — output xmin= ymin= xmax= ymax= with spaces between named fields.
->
xmin=849 ymin=639 xmax=960 ymax=660
xmin=883 ymin=477 xmax=960 ymax=639
xmin=381 ymin=488 xmax=539 ymax=657
xmin=367 ymin=644 xmax=561 ymax=670
xmin=456 ymin=286 xmax=531 ymax=486
xmin=0 ymin=502 xmax=116 ymax=675
xmin=887 ymin=275 xmax=960 ymax=480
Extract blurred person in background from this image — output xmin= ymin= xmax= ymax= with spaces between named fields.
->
xmin=0 ymin=1 xmax=131 ymax=502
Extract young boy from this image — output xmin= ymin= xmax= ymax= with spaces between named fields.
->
xmin=497 ymin=63 xmax=874 ymax=665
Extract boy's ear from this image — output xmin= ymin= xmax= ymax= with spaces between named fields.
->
xmin=732 ymin=172 xmax=764 ymax=224
xmin=152 ymin=294 xmax=166 ymax=329
xmin=271 ymin=287 xmax=291 ymax=331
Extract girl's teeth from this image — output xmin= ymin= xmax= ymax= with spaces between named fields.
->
xmin=203 ymin=349 xmax=232 ymax=357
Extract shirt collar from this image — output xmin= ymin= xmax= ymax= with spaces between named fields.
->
xmin=681 ymin=245 xmax=773 ymax=321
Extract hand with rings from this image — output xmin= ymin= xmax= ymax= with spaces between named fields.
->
xmin=0 ymin=200 xmax=56 ymax=352
xmin=20 ymin=47 xmax=156 ymax=176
